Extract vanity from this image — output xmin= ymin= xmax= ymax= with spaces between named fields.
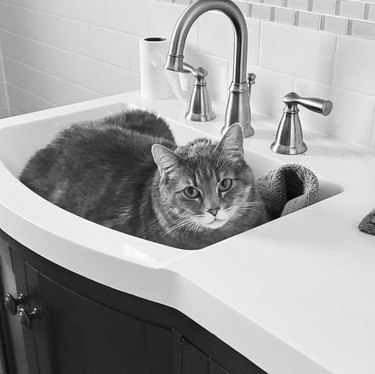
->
xmin=0 ymin=90 xmax=374 ymax=374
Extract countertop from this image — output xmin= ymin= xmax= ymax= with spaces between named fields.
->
xmin=0 ymin=91 xmax=374 ymax=374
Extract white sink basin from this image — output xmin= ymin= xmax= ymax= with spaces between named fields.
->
xmin=0 ymin=102 xmax=342 ymax=203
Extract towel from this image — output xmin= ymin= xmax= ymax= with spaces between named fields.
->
xmin=358 ymin=209 xmax=375 ymax=236
xmin=255 ymin=164 xmax=319 ymax=220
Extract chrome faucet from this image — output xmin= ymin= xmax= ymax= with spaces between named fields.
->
xmin=271 ymin=92 xmax=333 ymax=155
xmin=164 ymin=0 xmax=255 ymax=137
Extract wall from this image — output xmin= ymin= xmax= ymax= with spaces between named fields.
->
xmin=0 ymin=0 xmax=374 ymax=149
xmin=0 ymin=42 xmax=9 ymax=119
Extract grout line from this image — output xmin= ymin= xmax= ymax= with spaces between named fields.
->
xmin=0 ymin=41 xmax=11 ymax=116
xmin=330 ymin=34 xmax=339 ymax=87
xmin=370 ymin=102 xmax=375 ymax=149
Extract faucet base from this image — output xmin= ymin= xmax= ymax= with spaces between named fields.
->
xmin=186 ymin=111 xmax=216 ymax=122
xmin=222 ymin=81 xmax=254 ymax=138
xmin=270 ymin=141 xmax=307 ymax=155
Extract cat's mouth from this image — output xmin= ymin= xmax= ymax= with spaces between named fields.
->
xmin=203 ymin=217 xmax=228 ymax=229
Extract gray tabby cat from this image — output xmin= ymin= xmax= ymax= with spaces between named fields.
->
xmin=20 ymin=110 xmax=268 ymax=249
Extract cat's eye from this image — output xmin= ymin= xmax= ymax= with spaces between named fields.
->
xmin=219 ymin=178 xmax=232 ymax=192
xmin=183 ymin=186 xmax=200 ymax=199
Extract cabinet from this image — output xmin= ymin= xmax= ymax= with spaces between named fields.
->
xmin=0 ymin=229 xmax=267 ymax=374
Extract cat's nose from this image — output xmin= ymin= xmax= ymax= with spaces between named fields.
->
xmin=207 ymin=207 xmax=220 ymax=217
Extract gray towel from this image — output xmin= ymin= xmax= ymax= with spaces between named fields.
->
xmin=255 ymin=164 xmax=319 ymax=220
xmin=358 ymin=209 xmax=375 ymax=236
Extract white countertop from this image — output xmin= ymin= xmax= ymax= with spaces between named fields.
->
xmin=0 ymin=91 xmax=374 ymax=374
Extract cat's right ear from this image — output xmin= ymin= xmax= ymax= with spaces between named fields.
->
xmin=151 ymin=144 xmax=185 ymax=179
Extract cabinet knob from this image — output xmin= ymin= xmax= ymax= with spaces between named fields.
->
xmin=18 ymin=307 xmax=41 ymax=330
xmin=4 ymin=293 xmax=26 ymax=315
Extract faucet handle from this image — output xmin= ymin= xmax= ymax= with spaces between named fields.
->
xmin=283 ymin=92 xmax=333 ymax=116
xmin=183 ymin=62 xmax=215 ymax=122
xmin=183 ymin=63 xmax=207 ymax=78
xmin=271 ymin=92 xmax=333 ymax=155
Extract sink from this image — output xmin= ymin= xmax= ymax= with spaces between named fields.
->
xmin=0 ymin=97 xmax=343 ymax=253
xmin=0 ymin=102 xmax=342 ymax=197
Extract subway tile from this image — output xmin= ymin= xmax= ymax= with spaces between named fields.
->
xmin=0 ymin=83 xmax=7 ymax=109
xmin=22 ymin=89 xmax=56 ymax=114
xmin=246 ymin=18 xmax=261 ymax=66
xmin=23 ymin=40 xmax=77 ymax=83
xmin=235 ymin=1 xmax=249 ymax=16
xmin=71 ymin=55 xmax=113 ymax=95
xmin=69 ymin=0 xmax=106 ymax=26
xmin=174 ymin=0 xmax=191 ymax=5
xmin=295 ymin=79 xmax=375 ymax=147
xmin=367 ymin=4 xmax=375 ymax=21
xmin=273 ymin=7 xmax=296 ymax=25
xmin=264 ymin=0 xmax=283 ymax=6
xmin=199 ymin=12 xmax=234 ymax=60
xmin=260 ymin=22 xmax=337 ymax=84
xmin=351 ymin=20 xmax=375 ymax=39
xmin=334 ymin=35 xmax=375 ymax=96
xmin=0 ymin=108 xmax=10 ymax=119
xmin=312 ymin=0 xmax=335 ymax=15
xmin=3 ymin=58 xmax=26 ymax=90
xmin=110 ymin=67 xmax=140 ymax=94
xmin=0 ymin=31 xmax=26 ymax=61
xmin=372 ymin=111 xmax=375 ymax=149
xmin=297 ymin=11 xmax=321 ymax=30
xmin=4 ymin=58 xmax=100 ymax=106
xmin=321 ymin=15 xmax=349 ymax=35
xmin=286 ymin=0 xmax=310 ymax=11
xmin=247 ymin=65 xmax=295 ymax=120
xmin=129 ymin=36 xmax=141 ymax=73
xmin=106 ymin=0 xmax=148 ymax=36
xmin=8 ymin=0 xmax=74 ymax=18
xmin=6 ymin=59 xmax=64 ymax=104
xmin=0 ymin=3 xmax=28 ymax=36
xmin=88 ymin=27 xmax=131 ymax=69
xmin=249 ymin=3 xmax=273 ymax=20
xmin=339 ymin=0 xmax=364 ymax=19
xmin=25 ymin=9 xmax=92 ymax=56
xmin=6 ymin=84 xmax=26 ymax=114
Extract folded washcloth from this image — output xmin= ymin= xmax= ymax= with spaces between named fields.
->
xmin=358 ymin=209 xmax=375 ymax=236
xmin=255 ymin=164 xmax=319 ymax=220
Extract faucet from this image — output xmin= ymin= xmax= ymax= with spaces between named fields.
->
xmin=164 ymin=0 xmax=255 ymax=138
xmin=271 ymin=92 xmax=333 ymax=155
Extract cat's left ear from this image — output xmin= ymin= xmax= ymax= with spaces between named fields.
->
xmin=214 ymin=123 xmax=244 ymax=155
xmin=151 ymin=144 xmax=186 ymax=178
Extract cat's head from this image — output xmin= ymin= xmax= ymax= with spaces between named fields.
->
xmin=151 ymin=124 xmax=255 ymax=233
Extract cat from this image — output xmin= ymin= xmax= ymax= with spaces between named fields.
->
xmin=20 ymin=110 xmax=268 ymax=250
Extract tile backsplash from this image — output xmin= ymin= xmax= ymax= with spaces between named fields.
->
xmin=0 ymin=0 xmax=374 ymax=149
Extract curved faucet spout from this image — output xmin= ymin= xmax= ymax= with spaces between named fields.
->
xmin=164 ymin=0 xmax=254 ymax=137
xmin=164 ymin=0 xmax=248 ymax=84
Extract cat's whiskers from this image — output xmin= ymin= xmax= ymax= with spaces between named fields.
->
xmin=226 ymin=201 xmax=266 ymax=217
xmin=234 ymin=202 xmax=264 ymax=215
xmin=163 ymin=216 xmax=197 ymax=237
xmin=182 ymin=221 xmax=201 ymax=238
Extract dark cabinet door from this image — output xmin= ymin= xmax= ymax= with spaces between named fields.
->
xmin=181 ymin=338 xmax=229 ymax=374
xmin=22 ymin=262 xmax=174 ymax=374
